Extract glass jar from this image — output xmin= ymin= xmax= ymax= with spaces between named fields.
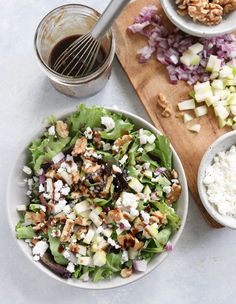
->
xmin=34 ymin=4 xmax=115 ymax=98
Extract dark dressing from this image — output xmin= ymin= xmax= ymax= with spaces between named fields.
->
xmin=49 ymin=35 xmax=106 ymax=77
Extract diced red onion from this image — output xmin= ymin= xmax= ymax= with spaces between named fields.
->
xmin=119 ymin=223 xmax=125 ymax=229
xmin=165 ymin=241 xmax=173 ymax=252
xmin=39 ymin=175 xmax=45 ymax=184
xmin=52 ymin=152 xmax=65 ymax=164
xmin=128 ymin=5 xmax=236 ymax=85
xmin=133 ymin=259 xmax=147 ymax=272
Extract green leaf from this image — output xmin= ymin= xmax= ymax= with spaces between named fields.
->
xmin=92 ymin=267 xmax=113 ymax=283
xmin=72 ymin=265 xmax=83 ymax=279
xmin=101 ymin=119 xmax=134 ymax=141
xmin=155 ymin=228 xmax=172 ymax=245
xmin=152 ymin=201 xmax=180 ymax=230
xmin=151 ymin=136 xmax=173 ymax=170
xmin=29 ymin=136 xmax=70 ymax=173
xmin=48 ymin=230 xmax=68 ymax=266
xmin=106 ymin=253 xmax=122 ymax=272
xmin=29 ymin=204 xmax=43 ymax=212
xmin=16 ymin=226 xmax=36 ymax=239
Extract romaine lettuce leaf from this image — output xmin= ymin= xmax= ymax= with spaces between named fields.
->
xmin=48 ymin=230 xmax=68 ymax=266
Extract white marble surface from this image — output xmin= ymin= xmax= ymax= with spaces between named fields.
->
xmin=1 ymin=1 xmax=236 ymax=303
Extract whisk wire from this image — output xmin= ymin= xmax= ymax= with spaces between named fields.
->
xmin=53 ymin=33 xmax=91 ymax=72
xmin=75 ymin=40 xmax=101 ymax=77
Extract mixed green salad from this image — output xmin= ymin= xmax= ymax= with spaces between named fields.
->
xmin=15 ymin=105 xmax=182 ymax=282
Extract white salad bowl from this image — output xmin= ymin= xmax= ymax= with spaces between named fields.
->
xmin=160 ymin=0 xmax=236 ymax=38
xmin=6 ymin=107 xmax=188 ymax=289
xmin=198 ymin=130 xmax=236 ymax=229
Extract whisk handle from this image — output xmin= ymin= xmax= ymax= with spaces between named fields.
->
xmin=91 ymin=0 xmax=130 ymax=39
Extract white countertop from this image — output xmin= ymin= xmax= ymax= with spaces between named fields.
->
xmin=1 ymin=1 xmax=236 ymax=303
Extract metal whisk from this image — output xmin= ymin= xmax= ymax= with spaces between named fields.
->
xmin=53 ymin=0 xmax=130 ymax=77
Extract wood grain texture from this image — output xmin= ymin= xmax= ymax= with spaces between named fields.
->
xmin=114 ymin=0 xmax=231 ymax=228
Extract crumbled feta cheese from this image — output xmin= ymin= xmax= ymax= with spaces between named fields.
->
xmin=139 ymin=129 xmax=156 ymax=145
xmin=171 ymin=179 xmax=179 ymax=184
xmin=52 ymin=152 xmax=65 ymax=164
xmin=203 ymin=145 xmax=236 ymax=218
xmin=102 ymin=142 xmax=111 ymax=151
xmin=23 ymin=166 xmax=32 ymax=175
xmin=112 ymin=145 xmax=119 ymax=152
xmin=63 ymin=205 xmax=71 ymax=215
xmin=61 ymin=186 xmax=70 ymax=196
xmin=54 ymin=192 xmax=61 ymax=201
xmin=51 ymin=229 xmax=61 ymax=238
xmin=107 ymin=237 xmax=120 ymax=249
xmin=163 ymin=186 xmax=172 ymax=194
xmin=85 ymin=162 xmax=92 ymax=170
xmin=141 ymin=210 xmax=150 ymax=225
xmin=96 ymin=226 xmax=104 ymax=234
xmin=27 ymin=178 xmax=33 ymax=188
xmin=152 ymin=223 xmax=159 ymax=229
xmin=26 ymin=190 xmax=32 ymax=197
xmin=119 ymin=219 xmax=131 ymax=230
xmin=137 ymin=147 xmax=144 ymax=153
xmin=101 ymin=116 xmax=115 ymax=132
xmin=39 ymin=184 xmax=45 ymax=193
xmin=121 ymin=250 xmax=129 ymax=263
xmin=120 ymin=192 xmax=138 ymax=208
xmin=130 ymin=207 xmax=139 ymax=217
xmin=143 ymin=163 xmax=150 ymax=170
xmin=16 ymin=204 xmax=26 ymax=212
xmin=84 ymin=127 xmax=93 ymax=139
xmin=66 ymin=262 xmax=75 ymax=273
xmin=63 ymin=250 xmax=71 ymax=259
xmin=33 ymin=255 xmax=40 ymax=262
xmin=54 ymin=180 xmax=63 ymax=192
xmin=53 ymin=199 xmax=67 ymax=214
xmin=48 ymin=125 xmax=55 ymax=136
xmin=119 ymin=154 xmax=128 ymax=165
xmin=32 ymin=241 xmax=48 ymax=257
xmin=39 ymin=205 xmax=46 ymax=212
xmin=112 ymin=165 xmax=122 ymax=173
xmin=151 ymin=176 xmax=161 ymax=183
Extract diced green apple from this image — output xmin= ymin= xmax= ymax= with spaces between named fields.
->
xmin=128 ymin=177 xmax=144 ymax=193
xmin=194 ymin=105 xmax=208 ymax=117
xmin=188 ymin=43 xmax=204 ymax=54
xmin=214 ymin=104 xmax=229 ymax=119
xmin=74 ymin=201 xmax=90 ymax=215
xmin=206 ymin=55 xmax=222 ymax=72
xmin=188 ymin=124 xmax=201 ymax=133
xmin=93 ymin=251 xmax=106 ymax=267
xmin=219 ymin=66 xmax=234 ymax=79
xmin=211 ymin=79 xmax=224 ymax=90
xmin=178 ymin=99 xmax=196 ymax=110
xmin=183 ymin=113 xmax=193 ymax=123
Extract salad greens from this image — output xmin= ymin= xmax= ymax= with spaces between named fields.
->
xmin=15 ymin=104 xmax=181 ymax=283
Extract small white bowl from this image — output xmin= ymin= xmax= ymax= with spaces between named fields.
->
xmin=198 ymin=131 xmax=236 ymax=229
xmin=6 ymin=107 xmax=188 ymax=289
xmin=160 ymin=0 xmax=236 ymax=38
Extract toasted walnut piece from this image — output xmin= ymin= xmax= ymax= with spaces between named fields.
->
xmin=166 ymin=183 xmax=182 ymax=204
xmin=56 ymin=120 xmax=69 ymax=138
xmin=54 ymin=213 xmax=67 ymax=223
xmin=71 ymin=172 xmax=80 ymax=184
xmin=60 ymin=219 xmax=74 ymax=242
xmin=25 ymin=212 xmax=45 ymax=225
xmin=31 ymin=239 xmax=39 ymax=246
xmin=93 ymin=130 xmax=102 ymax=148
xmin=74 ymin=216 xmax=90 ymax=226
xmin=175 ymin=112 xmax=184 ymax=118
xmin=71 ymin=191 xmax=80 ymax=200
xmin=120 ymin=268 xmax=133 ymax=278
xmin=188 ymin=2 xmax=223 ymax=25
xmin=213 ymin=0 xmax=236 ymax=13
xmin=69 ymin=243 xmax=80 ymax=253
xmin=133 ymin=239 xmax=144 ymax=251
xmin=171 ymin=169 xmax=179 ymax=179
xmin=150 ymin=210 xmax=167 ymax=225
xmin=83 ymin=162 xmax=101 ymax=174
xmin=76 ymin=227 xmax=88 ymax=240
xmin=123 ymin=212 xmax=132 ymax=221
xmin=118 ymin=233 xmax=135 ymax=248
xmin=72 ymin=137 xmax=87 ymax=156
xmin=101 ymin=176 xmax=113 ymax=196
xmin=114 ymin=135 xmax=133 ymax=147
xmin=157 ymin=93 xmax=168 ymax=109
xmin=108 ymin=209 xmax=124 ymax=223
xmin=131 ymin=217 xmax=145 ymax=235
xmin=33 ymin=222 xmax=47 ymax=232
xmin=45 ymin=169 xmax=56 ymax=179
xmin=161 ymin=104 xmax=172 ymax=118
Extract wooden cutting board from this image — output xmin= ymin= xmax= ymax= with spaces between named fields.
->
xmin=113 ymin=0 xmax=231 ymax=228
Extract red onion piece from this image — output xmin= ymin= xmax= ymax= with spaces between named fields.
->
xmin=128 ymin=5 xmax=236 ymax=85
xmin=133 ymin=259 xmax=147 ymax=272
xmin=165 ymin=241 xmax=173 ymax=252
xmin=39 ymin=175 xmax=45 ymax=184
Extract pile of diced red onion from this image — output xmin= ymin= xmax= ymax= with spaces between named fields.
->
xmin=128 ymin=5 xmax=236 ymax=85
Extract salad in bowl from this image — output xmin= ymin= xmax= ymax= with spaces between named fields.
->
xmin=9 ymin=105 xmax=188 ymax=288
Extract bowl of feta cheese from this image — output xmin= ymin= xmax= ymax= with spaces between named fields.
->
xmin=198 ymin=130 xmax=236 ymax=229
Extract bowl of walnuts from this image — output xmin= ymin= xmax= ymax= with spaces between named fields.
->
xmin=160 ymin=0 xmax=236 ymax=37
